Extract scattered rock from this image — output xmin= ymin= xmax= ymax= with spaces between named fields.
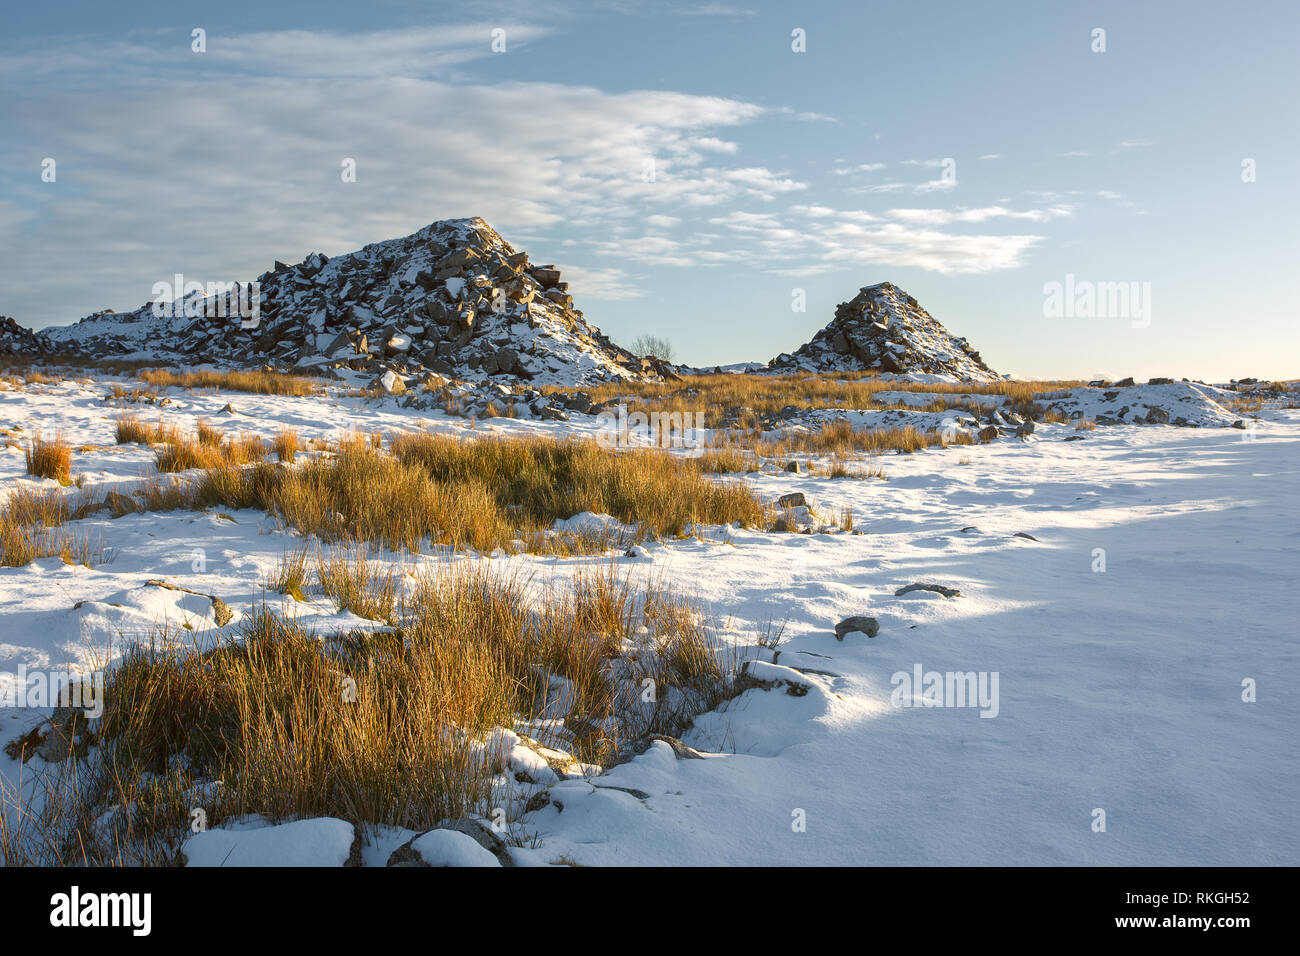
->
xmin=1013 ymin=532 xmax=1039 ymax=541
xmin=376 ymin=369 xmax=406 ymax=394
xmin=144 ymin=579 xmax=234 ymax=628
xmin=894 ymin=582 xmax=961 ymax=598
xmin=777 ymin=492 xmax=807 ymax=508
xmin=834 ymin=615 xmax=880 ymax=639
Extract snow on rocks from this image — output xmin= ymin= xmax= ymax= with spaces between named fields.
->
xmin=767 ymin=281 xmax=997 ymax=380
xmin=0 ymin=315 xmax=52 ymax=355
xmin=182 ymin=816 xmax=360 ymax=867
xmin=1043 ymin=381 xmax=1240 ymax=427
xmin=32 ymin=218 xmax=662 ymax=388
xmin=549 ymin=511 xmax=637 ymax=543
xmin=389 ymin=828 xmax=500 ymax=867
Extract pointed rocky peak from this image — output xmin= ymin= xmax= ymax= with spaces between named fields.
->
xmin=768 ymin=281 xmax=997 ymax=381
xmin=39 ymin=217 xmax=657 ymax=387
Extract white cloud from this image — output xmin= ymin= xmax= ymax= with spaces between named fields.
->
xmin=709 ymin=211 xmax=782 ymax=231
xmin=0 ymin=28 xmax=798 ymax=325
xmin=555 ymin=264 xmax=646 ymax=299
xmin=788 ymin=204 xmax=837 ymax=217
xmin=0 ymin=24 xmax=1072 ymax=327
xmin=886 ymin=205 xmax=1074 ymax=225
xmin=832 ymin=162 xmax=887 ymax=175
xmin=808 ymin=219 xmax=1045 ymax=274
xmin=913 ymin=178 xmax=958 ymax=194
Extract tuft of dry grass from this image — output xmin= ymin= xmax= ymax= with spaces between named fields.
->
xmin=838 ymin=506 xmax=854 ymax=532
xmin=1074 ymin=419 xmax=1097 ymax=431
xmin=25 ymin=432 xmax=72 ymax=485
xmin=115 ymin=414 xmax=181 ymax=446
xmin=178 ymin=434 xmax=768 ymax=553
xmin=697 ymin=447 xmax=758 ymax=474
xmin=271 ymin=427 xmax=299 ymax=463
xmin=316 ymin=547 xmax=400 ymax=623
xmin=0 ymin=486 xmax=97 ymax=567
xmin=3 ymin=434 xmax=772 ymax=567
xmin=154 ymin=430 xmax=266 ymax=473
xmin=756 ymin=421 xmax=970 ymax=458
xmin=390 ymin=433 xmax=770 ymax=545
xmin=195 ymin=418 xmax=224 ymax=447
xmin=153 ymin=438 xmax=229 ymax=473
xmin=267 ymin=545 xmax=310 ymax=601
xmin=1 ymin=562 xmax=747 ymax=864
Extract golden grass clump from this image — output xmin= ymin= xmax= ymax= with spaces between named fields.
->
xmin=271 ymin=427 xmax=299 ymax=463
xmin=195 ymin=418 xmax=224 ymax=447
xmin=1 ymin=563 xmax=743 ymax=863
xmin=115 ymin=414 xmax=181 ymax=445
xmin=316 ymin=548 xmax=400 ymax=623
xmin=0 ymin=486 xmax=96 ymax=567
xmin=390 ymin=432 xmax=769 ymax=541
xmin=137 ymin=368 xmax=320 ymax=397
xmin=755 ymin=421 xmax=970 ymax=458
xmin=154 ymin=431 xmax=266 ymax=473
xmin=24 ymin=432 xmax=72 ymax=485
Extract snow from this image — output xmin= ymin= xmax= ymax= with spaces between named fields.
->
xmin=1042 ymin=381 xmax=1240 ymax=427
xmin=406 ymin=829 xmax=500 ymax=867
xmin=2 ymin=377 xmax=1297 ymax=865
xmin=182 ymin=816 xmax=355 ymax=867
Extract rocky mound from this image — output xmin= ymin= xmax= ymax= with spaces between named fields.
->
xmin=768 ymin=281 xmax=997 ymax=381
xmin=38 ymin=218 xmax=666 ymax=386
xmin=0 ymin=316 xmax=51 ymax=356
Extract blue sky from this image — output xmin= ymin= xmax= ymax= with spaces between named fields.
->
xmin=2 ymin=0 xmax=1296 ymax=379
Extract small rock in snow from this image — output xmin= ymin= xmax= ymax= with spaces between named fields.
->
xmin=894 ymin=582 xmax=961 ymax=599
xmin=834 ymin=615 xmax=880 ymax=639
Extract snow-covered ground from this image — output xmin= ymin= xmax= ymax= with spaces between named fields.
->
xmin=1 ymin=377 xmax=1296 ymax=865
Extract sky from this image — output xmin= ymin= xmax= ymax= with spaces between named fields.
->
xmin=1 ymin=0 xmax=1297 ymax=380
